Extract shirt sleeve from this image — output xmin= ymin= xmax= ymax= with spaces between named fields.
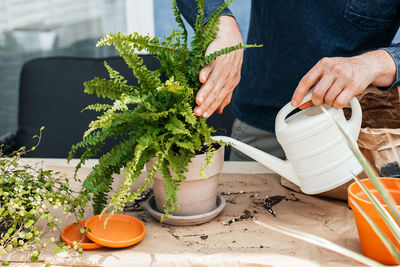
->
xmin=176 ymin=0 xmax=234 ymax=28
xmin=380 ymin=43 xmax=400 ymax=90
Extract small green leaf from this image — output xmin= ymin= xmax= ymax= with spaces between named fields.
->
xmin=79 ymin=228 xmax=85 ymax=234
xmin=165 ymin=117 xmax=190 ymax=135
xmin=53 ymin=246 xmax=61 ymax=254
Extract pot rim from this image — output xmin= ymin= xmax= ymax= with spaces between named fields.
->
xmin=348 ymin=177 xmax=400 ymax=207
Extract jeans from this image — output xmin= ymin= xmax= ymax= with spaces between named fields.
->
xmin=229 ymin=118 xmax=286 ymax=161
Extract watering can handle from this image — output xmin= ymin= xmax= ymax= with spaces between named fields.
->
xmin=276 ymin=91 xmax=362 ymax=140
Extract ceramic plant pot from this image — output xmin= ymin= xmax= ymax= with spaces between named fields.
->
xmin=150 ymin=145 xmax=224 ymax=216
xmin=348 ymin=177 xmax=400 ymax=265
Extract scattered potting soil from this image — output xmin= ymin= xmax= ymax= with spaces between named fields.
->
xmin=221 ymin=190 xmax=246 ymax=195
xmin=123 ymin=189 xmax=153 ymax=212
xmin=262 ymin=193 xmax=299 ymax=217
xmin=223 ymin=210 xmax=255 ymax=225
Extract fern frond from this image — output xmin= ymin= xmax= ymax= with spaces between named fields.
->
xmin=134 ymin=108 xmax=176 ymax=120
xmin=81 ymin=137 xmax=138 ymax=213
xmin=201 ymin=0 xmax=234 ymax=51
xmin=83 ymin=99 xmax=128 ymax=138
xmin=117 ymin=41 xmax=162 ymax=91
xmin=81 ymin=103 xmax=112 ymax=112
xmin=159 ymin=157 xmax=179 ymax=221
xmin=194 ymin=0 xmax=205 ymax=34
xmin=104 ymin=61 xmax=128 ymax=84
xmin=174 ymin=137 xmax=195 ymax=153
xmin=84 ymin=77 xmax=133 ymax=100
xmin=179 ymin=103 xmax=197 ymax=125
xmin=172 ymin=0 xmax=188 ymax=45
xmin=165 ymin=116 xmax=190 ymax=135
xmin=98 ymin=32 xmax=185 ymax=55
xmin=200 ymin=144 xmax=216 ymax=178
xmin=105 ymin=135 xmax=154 ymax=213
xmin=201 ymin=43 xmax=263 ymax=67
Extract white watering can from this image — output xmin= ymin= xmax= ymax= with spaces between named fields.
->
xmin=213 ymin=91 xmax=364 ymax=194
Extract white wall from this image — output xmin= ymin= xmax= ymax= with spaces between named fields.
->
xmin=125 ymin=0 xmax=154 ymax=36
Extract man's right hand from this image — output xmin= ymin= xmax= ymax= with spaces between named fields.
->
xmin=194 ymin=15 xmax=244 ymax=118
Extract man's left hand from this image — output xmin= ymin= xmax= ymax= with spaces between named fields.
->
xmin=291 ymin=49 xmax=397 ymax=109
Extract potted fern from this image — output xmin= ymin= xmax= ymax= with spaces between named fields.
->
xmin=68 ymin=0 xmax=260 ymax=221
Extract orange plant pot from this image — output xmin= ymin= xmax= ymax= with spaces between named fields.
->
xmin=348 ymin=178 xmax=400 ymax=265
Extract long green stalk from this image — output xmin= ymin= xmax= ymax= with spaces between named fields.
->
xmin=320 ymin=106 xmax=400 ymax=224
xmin=352 ymin=174 xmax=400 ymax=244
xmin=254 ymin=220 xmax=384 ymax=267
xmin=349 ymin=198 xmax=400 ymax=262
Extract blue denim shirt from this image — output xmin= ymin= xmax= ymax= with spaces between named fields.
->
xmin=177 ymin=0 xmax=400 ymax=132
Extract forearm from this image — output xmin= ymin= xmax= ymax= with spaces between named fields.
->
xmin=176 ymin=0 xmax=233 ymax=28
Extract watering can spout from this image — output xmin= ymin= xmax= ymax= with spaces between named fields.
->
xmin=212 ymin=136 xmax=300 ymax=186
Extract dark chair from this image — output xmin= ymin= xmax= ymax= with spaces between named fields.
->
xmin=3 ymin=56 xmax=234 ymax=159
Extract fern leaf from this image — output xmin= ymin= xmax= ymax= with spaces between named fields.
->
xmin=81 ymin=137 xmax=138 ymax=213
xmin=104 ymin=61 xmax=128 ymax=85
xmin=174 ymin=138 xmax=195 ymax=153
xmin=180 ymin=104 xmax=197 ymax=125
xmin=194 ymin=0 xmax=205 ymax=34
xmin=201 ymin=43 xmax=263 ymax=67
xmin=84 ymin=77 xmax=133 ymax=100
xmin=165 ymin=116 xmax=190 ymax=135
xmin=201 ymin=0 xmax=234 ymax=50
xmin=81 ymin=103 xmax=112 ymax=112
xmin=172 ymin=0 xmax=188 ymax=45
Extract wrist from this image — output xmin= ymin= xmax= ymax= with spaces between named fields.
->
xmin=364 ymin=49 xmax=396 ymax=87
xmin=217 ymin=15 xmax=243 ymax=43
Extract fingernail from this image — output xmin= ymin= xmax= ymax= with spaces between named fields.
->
xmin=198 ymin=97 xmax=204 ymax=105
xmin=201 ymin=74 xmax=207 ymax=82
xmin=203 ymin=112 xmax=208 ymax=118
xmin=291 ymin=99 xmax=298 ymax=107
xmin=196 ymin=108 xmax=202 ymax=115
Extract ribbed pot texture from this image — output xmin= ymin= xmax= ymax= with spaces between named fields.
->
xmin=148 ymin=145 xmax=224 ymax=216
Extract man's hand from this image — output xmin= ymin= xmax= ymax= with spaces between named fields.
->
xmin=291 ymin=50 xmax=397 ymax=109
xmin=194 ymin=16 xmax=244 ymax=117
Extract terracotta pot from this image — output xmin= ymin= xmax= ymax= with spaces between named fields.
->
xmin=149 ymin=145 xmax=224 ymax=216
xmin=348 ymin=177 xmax=400 ymax=265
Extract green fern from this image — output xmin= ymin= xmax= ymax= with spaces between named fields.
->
xmin=201 ymin=43 xmax=263 ymax=67
xmin=70 ymin=0 xmax=261 ymax=220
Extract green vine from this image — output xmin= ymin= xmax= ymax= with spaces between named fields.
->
xmin=0 ymin=128 xmax=85 ymax=265
xmin=69 ymin=0 xmax=261 ymax=221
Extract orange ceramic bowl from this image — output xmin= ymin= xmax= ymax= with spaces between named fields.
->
xmin=85 ymin=213 xmax=145 ymax=248
xmin=348 ymin=178 xmax=400 ymax=265
xmin=61 ymin=221 xmax=103 ymax=250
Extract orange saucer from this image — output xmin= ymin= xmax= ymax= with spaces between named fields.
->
xmin=85 ymin=213 xmax=145 ymax=248
xmin=61 ymin=221 xmax=103 ymax=250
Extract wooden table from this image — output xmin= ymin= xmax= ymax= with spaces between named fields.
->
xmin=5 ymin=159 xmax=362 ymax=267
